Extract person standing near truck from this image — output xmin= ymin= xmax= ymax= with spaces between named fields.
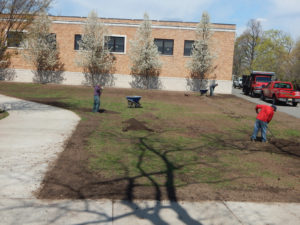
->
xmin=93 ymin=84 xmax=103 ymax=112
xmin=251 ymin=104 xmax=276 ymax=142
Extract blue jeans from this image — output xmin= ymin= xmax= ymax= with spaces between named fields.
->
xmin=93 ymin=95 xmax=100 ymax=112
xmin=210 ymin=86 xmax=215 ymax=96
xmin=251 ymin=119 xmax=268 ymax=142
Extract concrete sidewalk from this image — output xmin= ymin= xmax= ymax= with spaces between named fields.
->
xmin=0 ymin=199 xmax=299 ymax=225
xmin=0 ymin=94 xmax=299 ymax=225
xmin=0 ymin=94 xmax=80 ymax=198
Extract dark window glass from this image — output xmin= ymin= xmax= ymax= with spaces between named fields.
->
xmin=154 ymin=39 xmax=174 ymax=55
xmin=256 ymin=76 xmax=272 ymax=82
xmin=154 ymin=39 xmax=163 ymax=53
xmin=184 ymin=40 xmax=194 ymax=56
xmin=278 ymin=83 xmax=291 ymax=89
xmin=106 ymin=36 xmax=125 ymax=52
xmin=46 ymin=33 xmax=56 ymax=49
xmin=7 ymin=31 xmax=24 ymax=47
xmin=74 ymin=34 xmax=82 ymax=50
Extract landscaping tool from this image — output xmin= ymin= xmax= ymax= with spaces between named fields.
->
xmin=126 ymin=96 xmax=142 ymax=108
xmin=268 ymin=126 xmax=276 ymax=142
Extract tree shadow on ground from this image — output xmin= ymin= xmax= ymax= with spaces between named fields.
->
xmin=0 ymin=198 xmax=223 ymax=224
xmin=38 ymin=129 xmax=251 ymax=224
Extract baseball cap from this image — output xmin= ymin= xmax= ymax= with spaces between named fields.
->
xmin=271 ymin=104 xmax=277 ymax=112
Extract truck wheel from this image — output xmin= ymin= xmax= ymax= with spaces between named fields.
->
xmin=272 ymin=96 xmax=278 ymax=105
xmin=260 ymin=93 xmax=265 ymax=101
xmin=292 ymin=102 xmax=298 ymax=107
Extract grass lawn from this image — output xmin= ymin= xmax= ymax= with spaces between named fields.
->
xmin=0 ymin=82 xmax=299 ymax=202
xmin=0 ymin=111 xmax=8 ymax=120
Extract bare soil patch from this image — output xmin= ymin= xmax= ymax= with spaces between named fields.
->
xmin=122 ymin=118 xmax=154 ymax=132
xmin=35 ymin=89 xmax=300 ymax=202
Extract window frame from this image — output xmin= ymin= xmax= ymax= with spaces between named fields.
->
xmin=74 ymin=34 xmax=82 ymax=50
xmin=105 ymin=35 xmax=126 ymax=54
xmin=6 ymin=30 xmax=27 ymax=49
xmin=154 ymin=38 xmax=174 ymax=56
xmin=184 ymin=40 xmax=194 ymax=56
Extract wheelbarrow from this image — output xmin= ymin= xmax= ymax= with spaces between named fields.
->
xmin=126 ymin=96 xmax=142 ymax=108
xmin=200 ymin=89 xmax=208 ymax=96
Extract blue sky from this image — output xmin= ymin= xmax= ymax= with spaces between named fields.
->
xmin=50 ymin=0 xmax=300 ymax=40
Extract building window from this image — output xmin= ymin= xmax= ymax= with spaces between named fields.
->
xmin=46 ymin=33 xmax=56 ymax=49
xmin=74 ymin=34 xmax=82 ymax=50
xmin=7 ymin=31 xmax=24 ymax=48
xmin=154 ymin=39 xmax=174 ymax=55
xmin=184 ymin=40 xmax=194 ymax=56
xmin=106 ymin=36 xmax=125 ymax=53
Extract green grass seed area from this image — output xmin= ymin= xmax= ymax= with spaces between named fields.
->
xmin=0 ymin=111 xmax=9 ymax=120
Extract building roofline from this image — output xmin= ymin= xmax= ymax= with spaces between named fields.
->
xmin=48 ymin=14 xmax=236 ymax=27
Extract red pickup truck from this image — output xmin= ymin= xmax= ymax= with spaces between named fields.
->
xmin=261 ymin=81 xmax=300 ymax=106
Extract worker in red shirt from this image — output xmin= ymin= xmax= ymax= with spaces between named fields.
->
xmin=251 ymin=104 xmax=277 ymax=142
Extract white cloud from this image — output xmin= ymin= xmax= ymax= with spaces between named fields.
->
xmin=268 ymin=0 xmax=300 ymax=15
xmin=256 ymin=18 xmax=267 ymax=23
xmin=238 ymin=1 xmax=300 ymax=39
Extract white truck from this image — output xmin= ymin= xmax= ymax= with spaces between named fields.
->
xmin=233 ymin=77 xmax=242 ymax=88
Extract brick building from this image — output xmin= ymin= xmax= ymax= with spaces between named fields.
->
xmin=5 ymin=16 xmax=236 ymax=93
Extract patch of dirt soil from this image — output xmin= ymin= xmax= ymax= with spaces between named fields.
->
xmin=36 ymin=88 xmax=300 ymax=202
xmin=122 ymin=118 xmax=154 ymax=132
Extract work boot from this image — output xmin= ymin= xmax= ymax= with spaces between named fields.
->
xmin=250 ymin=138 xmax=256 ymax=142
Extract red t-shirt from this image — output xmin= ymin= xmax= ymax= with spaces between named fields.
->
xmin=256 ymin=105 xmax=274 ymax=123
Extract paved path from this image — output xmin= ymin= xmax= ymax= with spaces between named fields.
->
xmin=0 ymin=94 xmax=80 ymax=198
xmin=0 ymin=94 xmax=299 ymax=225
xmin=232 ymin=88 xmax=300 ymax=119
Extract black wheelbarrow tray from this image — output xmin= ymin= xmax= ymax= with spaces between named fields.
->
xmin=126 ymin=96 xmax=142 ymax=108
xmin=200 ymin=89 xmax=208 ymax=95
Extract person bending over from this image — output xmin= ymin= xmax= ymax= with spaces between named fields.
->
xmin=251 ymin=104 xmax=276 ymax=142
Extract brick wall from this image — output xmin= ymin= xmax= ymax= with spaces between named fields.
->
xmin=4 ymin=16 xmax=235 ymax=93
xmin=7 ymin=16 xmax=235 ymax=80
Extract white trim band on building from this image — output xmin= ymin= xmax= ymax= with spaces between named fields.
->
xmin=51 ymin=20 xmax=236 ymax=33
xmin=0 ymin=17 xmax=236 ymax=33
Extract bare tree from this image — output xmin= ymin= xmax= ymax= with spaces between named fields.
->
xmin=233 ymin=35 xmax=249 ymax=76
xmin=21 ymin=12 xmax=64 ymax=83
xmin=235 ymin=19 xmax=262 ymax=74
xmin=76 ymin=11 xmax=115 ymax=86
xmin=0 ymin=0 xmax=52 ymax=67
xmin=129 ymin=13 xmax=162 ymax=89
xmin=187 ymin=11 xmax=215 ymax=90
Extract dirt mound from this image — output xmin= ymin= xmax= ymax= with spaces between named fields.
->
xmin=122 ymin=118 xmax=153 ymax=132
